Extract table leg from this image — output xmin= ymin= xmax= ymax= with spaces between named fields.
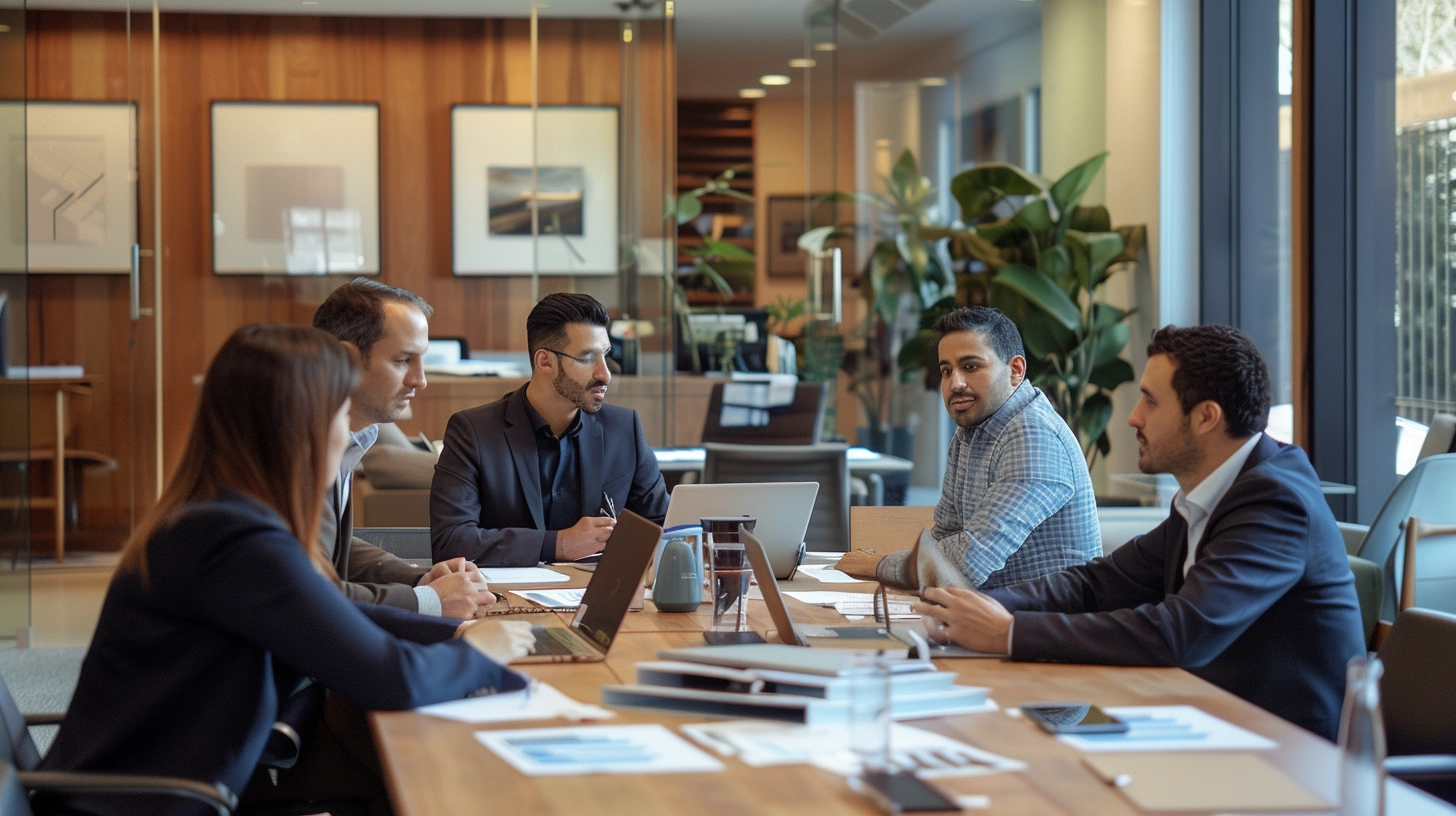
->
xmin=54 ymin=388 xmax=64 ymax=563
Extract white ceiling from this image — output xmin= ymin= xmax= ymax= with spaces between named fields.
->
xmin=23 ymin=0 xmax=1042 ymax=97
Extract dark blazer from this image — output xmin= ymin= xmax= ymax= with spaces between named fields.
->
xmin=40 ymin=493 xmax=524 ymax=816
xmin=431 ymin=388 xmax=669 ymax=566
xmin=985 ymin=435 xmax=1365 ymax=741
xmin=322 ymin=482 xmax=429 ymax=609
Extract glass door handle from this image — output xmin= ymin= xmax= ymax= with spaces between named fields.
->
xmin=129 ymin=242 xmax=141 ymax=321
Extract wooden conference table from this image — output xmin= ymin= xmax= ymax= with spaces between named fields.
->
xmin=372 ymin=570 xmax=1432 ymax=816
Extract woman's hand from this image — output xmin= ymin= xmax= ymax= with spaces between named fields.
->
xmin=455 ymin=620 xmax=536 ymax=665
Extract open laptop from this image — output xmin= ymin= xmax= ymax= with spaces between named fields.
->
xmin=664 ymin=482 xmax=817 ymax=579
xmin=741 ymin=527 xmax=919 ymax=654
xmin=512 ymin=510 xmax=661 ymax=664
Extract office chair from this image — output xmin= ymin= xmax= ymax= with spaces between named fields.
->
xmin=1379 ymin=608 xmax=1456 ymax=804
xmin=1353 ymin=453 xmax=1456 ymax=620
xmin=352 ymin=527 xmax=432 ymax=562
xmin=700 ymin=381 xmax=827 ymax=446
xmin=0 ymin=676 xmax=234 ymax=815
xmin=1346 ymin=555 xmax=1384 ymax=651
xmin=702 ymin=443 xmax=850 ymax=552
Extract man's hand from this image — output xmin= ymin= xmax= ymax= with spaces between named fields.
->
xmin=835 ymin=549 xmax=886 ymax=581
xmin=457 ymin=620 xmax=536 ymax=665
xmin=555 ymin=516 xmax=616 ymax=562
xmin=418 ymin=557 xmax=480 ymax=587
xmin=911 ymin=586 xmax=1013 ymax=655
xmin=426 ymin=568 xmax=497 ymax=619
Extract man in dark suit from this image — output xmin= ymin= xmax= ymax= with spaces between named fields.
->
xmin=914 ymin=325 xmax=1366 ymax=741
xmin=431 ymin=293 xmax=669 ymax=566
xmin=314 ymin=278 xmax=495 ymax=616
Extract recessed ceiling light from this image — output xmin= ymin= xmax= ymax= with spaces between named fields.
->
xmin=813 ymin=42 xmax=838 ymax=52
xmin=760 ymin=75 xmax=791 ymax=86
xmin=739 ymin=88 xmax=767 ymax=99
xmin=919 ymin=77 xmax=947 ymax=87
xmin=789 ymin=58 xmax=817 ymax=69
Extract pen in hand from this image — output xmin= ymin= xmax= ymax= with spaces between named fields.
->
xmin=601 ymin=493 xmax=617 ymax=520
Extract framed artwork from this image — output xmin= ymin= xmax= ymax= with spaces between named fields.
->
xmin=15 ymin=101 xmax=138 ymax=274
xmin=766 ymin=194 xmax=850 ymax=278
xmin=211 ymin=101 xmax=380 ymax=275
xmin=451 ymin=105 xmax=618 ymax=276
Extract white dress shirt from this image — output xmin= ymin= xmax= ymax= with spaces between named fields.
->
xmin=1173 ymin=433 xmax=1263 ymax=577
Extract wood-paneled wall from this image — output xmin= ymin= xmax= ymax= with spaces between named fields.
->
xmin=25 ymin=11 xmax=669 ymax=534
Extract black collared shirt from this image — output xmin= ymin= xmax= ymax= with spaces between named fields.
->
xmin=522 ymin=393 xmax=584 ymax=563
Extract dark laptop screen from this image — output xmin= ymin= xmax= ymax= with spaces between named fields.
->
xmin=570 ymin=510 xmax=661 ymax=649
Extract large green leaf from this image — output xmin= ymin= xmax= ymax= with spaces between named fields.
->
xmin=1080 ymin=392 xmax=1114 ymax=449
xmin=675 ymin=193 xmax=703 ymax=224
xmin=1049 ymin=152 xmax=1108 ymax=241
xmin=993 ymin=264 xmax=1081 ymax=333
xmin=1090 ymin=321 xmax=1130 ymax=369
xmin=951 ymin=163 xmax=1046 ymax=223
xmin=1069 ymin=205 xmax=1111 ymax=233
xmin=889 ymin=149 xmax=921 ymax=199
xmin=797 ymin=225 xmax=837 ymax=255
xmin=1009 ymin=198 xmax=1054 ymax=246
xmin=1084 ymin=231 xmax=1125 ymax=280
xmin=1039 ymin=244 xmax=1074 ymax=295
xmin=1110 ymin=224 xmax=1148 ymax=266
xmin=1090 ymin=302 xmax=1129 ymax=333
xmin=896 ymin=328 xmax=939 ymax=383
xmin=1088 ymin=358 xmax=1135 ymax=391
xmin=1049 ymin=152 xmax=1108 ymax=219
xmin=1020 ymin=307 xmax=1078 ymax=359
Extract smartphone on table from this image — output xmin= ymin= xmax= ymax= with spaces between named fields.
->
xmin=1021 ymin=701 xmax=1129 ymax=734
xmin=850 ymin=772 xmax=960 ymax=814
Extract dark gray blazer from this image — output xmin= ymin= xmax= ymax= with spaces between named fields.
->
xmin=430 ymin=388 xmax=669 ymax=566
xmin=986 ymin=435 xmax=1366 ymax=741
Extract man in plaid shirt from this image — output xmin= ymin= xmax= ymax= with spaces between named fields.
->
xmin=838 ymin=307 xmax=1100 ymax=590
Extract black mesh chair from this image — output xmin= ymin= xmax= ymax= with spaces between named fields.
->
xmin=702 ymin=443 xmax=850 ymax=552
xmin=0 ymin=674 xmax=234 ymax=815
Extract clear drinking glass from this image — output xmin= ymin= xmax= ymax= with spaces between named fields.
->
xmin=708 ymin=536 xmax=751 ymax=635
xmin=1338 ymin=655 xmax=1386 ymax=816
xmin=845 ymin=652 xmax=892 ymax=774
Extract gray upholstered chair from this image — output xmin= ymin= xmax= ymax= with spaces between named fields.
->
xmin=702 ymin=443 xmax=850 ymax=552
xmin=1352 ymin=453 xmax=1456 ymax=620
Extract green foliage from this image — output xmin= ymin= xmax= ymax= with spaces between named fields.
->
xmin=765 ymin=296 xmax=807 ymax=336
xmin=839 ymin=150 xmax=956 ymax=434
xmin=943 ymin=152 xmax=1147 ymax=468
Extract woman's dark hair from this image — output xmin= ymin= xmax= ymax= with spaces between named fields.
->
xmin=120 ymin=324 xmax=358 ymax=583
xmin=313 ymin=278 xmax=433 ymax=360
xmin=1147 ymin=324 xmax=1271 ymax=438
xmin=526 ymin=293 xmax=611 ymax=355
xmin=935 ymin=306 xmax=1025 ymax=363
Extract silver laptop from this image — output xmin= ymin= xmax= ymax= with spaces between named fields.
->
xmin=664 ymin=482 xmax=817 ymax=579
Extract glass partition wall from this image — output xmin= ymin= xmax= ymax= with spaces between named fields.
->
xmin=0 ymin=4 xmax=30 ymax=645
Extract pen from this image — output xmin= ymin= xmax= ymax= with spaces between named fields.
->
xmin=601 ymin=493 xmax=617 ymax=520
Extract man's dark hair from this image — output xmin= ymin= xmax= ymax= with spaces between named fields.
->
xmin=934 ymin=306 xmax=1025 ymax=364
xmin=313 ymin=278 xmax=433 ymax=359
xmin=526 ymin=293 xmax=611 ymax=354
xmin=1147 ymin=324 xmax=1271 ymax=438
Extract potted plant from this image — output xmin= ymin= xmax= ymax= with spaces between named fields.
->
xmin=900 ymin=152 xmax=1146 ymax=468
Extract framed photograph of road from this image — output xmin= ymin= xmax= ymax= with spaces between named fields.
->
xmin=19 ymin=101 xmax=137 ymax=274
xmin=210 ymin=102 xmax=380 ymax=275
xmin=451 ymin=105 xmax=618 ymax=276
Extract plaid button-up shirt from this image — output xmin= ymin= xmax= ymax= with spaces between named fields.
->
xmin=877 ymin=381 xmax=1101 ymax=589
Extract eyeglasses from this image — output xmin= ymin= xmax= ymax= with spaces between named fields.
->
xmin=545 ymin=348 xmax=611 ymax=368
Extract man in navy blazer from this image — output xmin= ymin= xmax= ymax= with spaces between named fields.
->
xmin=914 ymin=325 xmax=1366 ymax=741
xmin=431 ymin=294 xmax=669 ymax=566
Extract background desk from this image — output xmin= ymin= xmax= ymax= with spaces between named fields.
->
xmin=372 ymin=570 xmax=1388 ymax=816
xmin=653 ymin=446 xmax=914 ymax=477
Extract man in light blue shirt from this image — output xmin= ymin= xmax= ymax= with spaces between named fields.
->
xmin=838 ymin=306 xmax=1101 ymax=590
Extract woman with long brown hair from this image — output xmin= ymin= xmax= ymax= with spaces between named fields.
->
xmin=39 ymin=324 xmax=532 ymax=815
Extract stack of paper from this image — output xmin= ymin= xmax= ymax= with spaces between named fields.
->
xmin=1053 ymin=705 xmax=1277 ymax=752
xmin=419 ymin=681 xmax=612 ymax=724
xmin=681 ymin=720 xmax=1025 ymax=777
xmin=476 ymin=724 xmax=723 ymax=776
xmin=600 ymin=646 xmax=996 ymax=725
xmin=478 ymin=567 xmax=570 ymax=584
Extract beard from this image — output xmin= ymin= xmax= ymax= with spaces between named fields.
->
xmin=553 ymin=365 xmax=608 ymax=413
xmin=1136 ymin=417 xmax=1201 ymax=476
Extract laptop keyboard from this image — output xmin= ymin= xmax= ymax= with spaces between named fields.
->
xmin=530 ymin=625 xmax=592 ymax=656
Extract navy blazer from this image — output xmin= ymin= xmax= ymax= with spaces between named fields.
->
xmin=986 ymin=435 xmax=1365 ymax=741
xmin=430 ymin=388 xmax=669 ymax=566
xmin=40 ymin=493 xmax=524 ymax=816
